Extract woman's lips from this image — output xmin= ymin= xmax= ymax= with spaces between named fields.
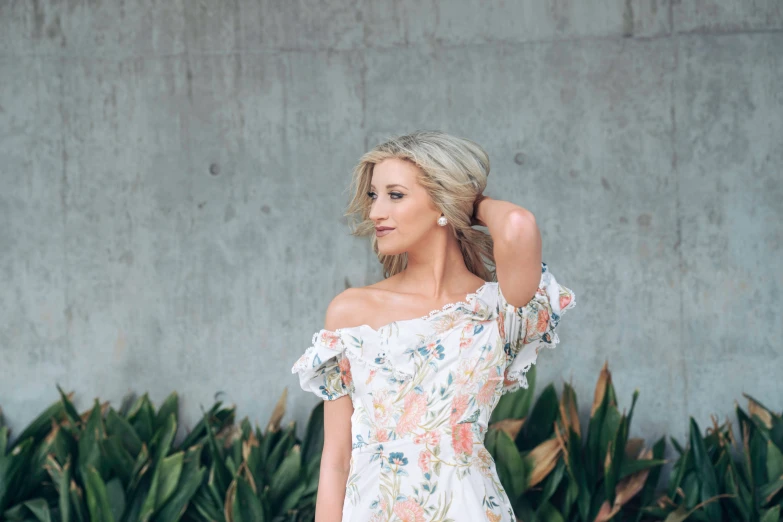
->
xmin=375 ymin=228 xmax=394 ymax=237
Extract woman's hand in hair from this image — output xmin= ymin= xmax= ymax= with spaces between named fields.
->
xmin=470 ymin=194 xmax=489 ymax=227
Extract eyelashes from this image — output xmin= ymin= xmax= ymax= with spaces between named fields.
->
xmin=367 ymin=191 xmax=404 ymax=200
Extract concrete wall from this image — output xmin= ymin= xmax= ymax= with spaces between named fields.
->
xmin=1 ymin=0 xmax=781 ymax=450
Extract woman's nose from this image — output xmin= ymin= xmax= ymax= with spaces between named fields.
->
xmin=368 ymin=201 xmax=387 ymax=221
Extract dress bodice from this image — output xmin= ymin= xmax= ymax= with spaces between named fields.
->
xmin=290 ymin=262 xmax=576 ymax=521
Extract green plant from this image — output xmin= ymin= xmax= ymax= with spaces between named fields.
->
xmin=487 ymin=362 xmax=666 ymax=521
xmin=1 ymin=385 xmax=237 ymax=522
xmin=2 ymin=370 xmax=781 ymax=521
xmin=642 ymin=395 xmax=783 ymax=522
xmin=185 ymin=389 xmax=324 ymax=522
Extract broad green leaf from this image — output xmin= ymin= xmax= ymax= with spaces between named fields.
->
xmin=539 ymin=459 xmax=566 ymax=508
xmin=301 ymin=402 xmax=324 ymax=465
xmin=156 ymin=452 xmax=185 ymax=508
xmin=130 ymin=396 xmax=155 ymax=445
xmin=128 ymin=443 xmax=150 ymax=493
xmin=280 ymin=481 xmax=307 ymax=515
xmin=232 ymin=475 xmax=264 ymax=522
xmin=564 ymin=428 xmax=590 ymax=521
xmin=153 ymin=468 xmax=206 ymax=522
xmin=767 ymin=439 xmax=783 ymax=481
xmin=204 ymin=413 xmax=232 ymax=496
xmin=139 ymin=451 xmax=183 ymax=522
xmin=670 ymin=436 xmax=685 ymax=455
xmin=518 ymin=383 xmax=558 ymax=451
xmin=100 ymin=435 xmax=134 ymax=486
xmin=151 ymin=414 xmax=177 ymax=469
xmin=69 ymin=480 xmax=87 ymax=522
xmin=78 ymin=401 xmax=106 ymax=478
xmin=155 ymin=392 xmax=179 ymax=432
xmin=13 ymin=399 xmax=65 ymax=449
xmin=269 ymin=446 xmax=303 ymax=506
xmin=724 ymin=462 xmax=750 ymax=521
xmin=761 ymin=506 xmax=780 ymax=522
xmin=105 ymin=478 xmax=125 ymax=522
xmin=20 ymin=498 xmax=51 ymax=522
xmin=56 ymin=385 xmax=82 ymax=428
xmin=619 ymin=457 xmax=666 ymax=480
xmin=490 ymin=366 xmax=537 ymax=424
xmin=267 ymin=424 xmax=296 ymax=473
xmin=83 ymin=466 xmax=115 ymax=522
xmin=662 ymin=506 xmax=690 ymax=522
xmin=760 ymin=476 xmax=783 ymax=507
xmin=44 ymin=454 xmax=70 ymax=522
xmin=537 ymin=500 xmax=565 ymax=522
xmin=0 ymin=432 xmax=33 ymax=513
xmin=634 ymin=437 xmax=667 ymax=522
xmin=105 ymin=408 xmax=143 ymax=457
xmin=667 ymin=447 xmax=692 ymax=500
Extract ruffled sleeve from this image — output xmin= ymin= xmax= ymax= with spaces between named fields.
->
xmin=291 ymin=329 xmax=352 ymax=401
xmin=498 ymin=262 xmax=576 ymax=394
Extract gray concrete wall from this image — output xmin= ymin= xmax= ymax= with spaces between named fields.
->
xmin=1 ymin=0 xmax=781 ymax=450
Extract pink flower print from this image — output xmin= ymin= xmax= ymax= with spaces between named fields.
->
xmin=376 ymin=428 xmax=389 ymax=442
xmin=338 ymin=357 xmax=352 ymax=388
xmin=535 ymin=306 xmax=550 ymax=333
xmin=392 ymin=499 xmax=426 ymax=522
xmin=497 ymin=312 xmax=506 ymax=343
xmin=319 ymin=330 xmax=342 ymax=350
xmin=418 ymin=450 xmax=432 ymax=473
xmin=560 ymin=292 xmax=573 ymax=310
xmin=475 ymin=447 xmax=494 ymax=478
xmin=451 ymin=422 xmax=473 ymax=456
xmin=373 ymin=391 xmax=393 ymax=425
xmin=425 ymin=430 xmax=440 ymax=446
xmin=292 ymin=352 xmax=309 ymax=371
xmin=397 ymin=392 xmax=427 ymax=435
xmin=432 ymin=312 xmax=461 ymax=334
xmin=486 ymin=508 xmax=502 ymax=522
xmin=455 ymin=358 xmax=480 ymax=386
xmin=476 ymin=379 xmax=496 ymax=406
xmin=416 ymin=341 xmax=445 ymax=360
xmin=458 ymin=324 xmax=475 ymax=350
xmin=414 ymin=430 xmax=441 ymax=446
xmin=450 ymin=394 xmax=470 ymax=425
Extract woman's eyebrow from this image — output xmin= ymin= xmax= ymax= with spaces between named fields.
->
xmin=370 ymin=184 xmax=408 ymax=189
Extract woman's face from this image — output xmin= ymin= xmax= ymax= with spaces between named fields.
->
xmin=368 ymin=157 xmax=442 ymax=256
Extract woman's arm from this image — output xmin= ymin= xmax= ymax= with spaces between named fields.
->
xmin=316 ymin=396 xmax=353 ymax=521
xmin=475 ymin=196 xmax=543 ymax=390
xmin=474 ymin=196 xmax=542 ymax=309
xmin=314 ymin=292 xmax=357 ymax=522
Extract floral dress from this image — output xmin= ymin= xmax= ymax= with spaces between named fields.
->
xmin=291 ymin=262 xmax=576 ymax=522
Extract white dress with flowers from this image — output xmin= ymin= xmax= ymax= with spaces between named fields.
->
xmin=291 ymin=262 xmax=576 ymax=522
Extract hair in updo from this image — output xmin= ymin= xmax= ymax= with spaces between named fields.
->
xmin=344 ymin=130 xmax=496 ymax=281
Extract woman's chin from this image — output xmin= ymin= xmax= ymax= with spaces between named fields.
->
xmin=377 ymin=242 xmax=405 ymax=256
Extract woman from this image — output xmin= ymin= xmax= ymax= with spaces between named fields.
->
xmin=291 ymin=130 xmax=576 ymax=521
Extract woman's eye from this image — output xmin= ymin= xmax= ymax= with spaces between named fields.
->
xmin=366 ymin=191 xmax=404 ymax=200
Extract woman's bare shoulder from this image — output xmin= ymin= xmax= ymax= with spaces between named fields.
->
xmin=323 ymin=286 xmax=377 ymax=331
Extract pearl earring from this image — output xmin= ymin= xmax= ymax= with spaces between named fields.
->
xmin=437 ymin=215 xmax=448 ymax=226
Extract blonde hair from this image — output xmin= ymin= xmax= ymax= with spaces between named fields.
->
xmin=344 ymin=130 xmax=497 ymax=281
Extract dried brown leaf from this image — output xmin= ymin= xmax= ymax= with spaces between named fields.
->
xmin=491 ymin=418 xmax=525 ymax=440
